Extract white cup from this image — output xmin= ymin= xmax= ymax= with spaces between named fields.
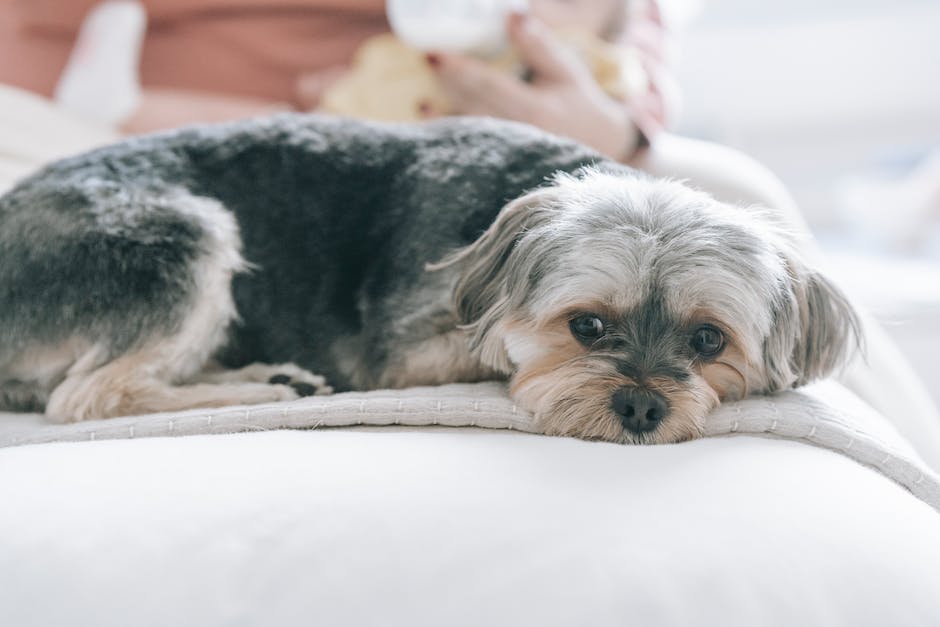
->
xmin=387 ymin=0 xmax=528 ymax=56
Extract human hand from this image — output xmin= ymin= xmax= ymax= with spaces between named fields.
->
xmin=427 ymin=13 xmax=638 ymax=161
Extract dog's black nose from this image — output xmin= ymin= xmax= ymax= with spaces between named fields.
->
xmin=612 ymin=388 xmax=668 ymax=434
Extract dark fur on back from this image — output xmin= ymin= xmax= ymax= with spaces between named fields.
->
xmin=0 ymin=114 xmax=613 ymax=396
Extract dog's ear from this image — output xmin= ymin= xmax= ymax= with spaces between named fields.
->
xmin=762 ymin=257 xmax=863 ymax=391
xmin=430 ymin=187 xmax=558 ymax=373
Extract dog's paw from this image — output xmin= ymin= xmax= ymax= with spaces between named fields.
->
xmin=263 ymin=364 xmax=333 ymax=397
xmin=267 ymin=373 xmax=332 ymax=397
xmin=266 ymin=383 xmax=303 ymax=402
xmin=197 ymin=362 xmax=334 ymax=396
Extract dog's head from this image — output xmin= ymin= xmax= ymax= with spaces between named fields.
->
xmin=441 ymin=168 xmax=861 ymax=443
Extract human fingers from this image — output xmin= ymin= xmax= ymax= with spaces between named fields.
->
xmin=427 ymin=52 xmax=536 ymax=119
xmin=506 ymin=12 xmax=585 ymax=84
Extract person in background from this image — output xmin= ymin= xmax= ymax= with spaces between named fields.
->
xmin=0 ymin=0 xmax=674 ymax=164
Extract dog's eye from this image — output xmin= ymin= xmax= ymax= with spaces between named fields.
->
xmin=570 ymin=315 xmax=605 ymax=343
xmin=691 ymin=325 xmax=724 ymax=357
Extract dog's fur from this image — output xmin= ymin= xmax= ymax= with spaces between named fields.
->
xmin=0 ymin=114 xmax=860 ymax=443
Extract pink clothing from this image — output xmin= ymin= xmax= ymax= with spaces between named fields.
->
xmin=0 ymin=0 xmax=673 ymax=146
xmin=0 ymin=0 xmax=388 ymax=107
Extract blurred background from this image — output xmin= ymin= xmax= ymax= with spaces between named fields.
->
xmin=672 ymin=0 xmax=940 ymax=404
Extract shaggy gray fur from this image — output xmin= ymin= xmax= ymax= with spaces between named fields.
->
xmin=0 ymin=114 xmax=607 ymax=408
xmin=0 ymin=114 xmax=859 ymax=437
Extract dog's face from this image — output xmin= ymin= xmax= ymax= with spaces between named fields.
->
xmin=445 ymin=169 xmax=861 ymax=444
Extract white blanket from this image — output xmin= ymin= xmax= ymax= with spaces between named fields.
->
xmin=2 ymin=381 xmax=938 ymax=513
xmin=3 ymin=410 xmax=940 ymax=627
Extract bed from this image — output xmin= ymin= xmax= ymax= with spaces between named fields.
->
xmin=1 ymin=381 xmax=940 ymax=626
xmin=1 ymin=85 xmax=940 ymax=626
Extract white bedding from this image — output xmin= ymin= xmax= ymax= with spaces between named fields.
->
xmin=2 ymin=381 xmax=938 ymax=512
xmin=2 ymin=382 xmax=940 ymax=627
xmin=2 ymin=427 xmax=940 ymax=626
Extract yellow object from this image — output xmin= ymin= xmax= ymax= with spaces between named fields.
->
xmin=320 ymin=32 xmax=646 ymax=121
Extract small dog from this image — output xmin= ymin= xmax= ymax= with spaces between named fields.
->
xmin=0 ymin=115 xmax=860 ymax=443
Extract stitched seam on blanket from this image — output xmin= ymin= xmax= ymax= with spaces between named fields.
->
xmin=1 ymin=384 xmax=938 ymax=513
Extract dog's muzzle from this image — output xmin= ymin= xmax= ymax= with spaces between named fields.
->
xmin=612 ymin=387 xmax=669 ymax=434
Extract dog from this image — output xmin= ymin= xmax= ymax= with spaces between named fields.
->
xmin=0 ymin=114 xmax=860 ymax=443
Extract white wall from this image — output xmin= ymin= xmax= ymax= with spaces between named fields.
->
xmin=674 ymin=0 xmax=940 ymax=229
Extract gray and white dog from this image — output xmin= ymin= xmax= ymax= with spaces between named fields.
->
xmin=0 ymin=114 xmax=860 ymax=443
